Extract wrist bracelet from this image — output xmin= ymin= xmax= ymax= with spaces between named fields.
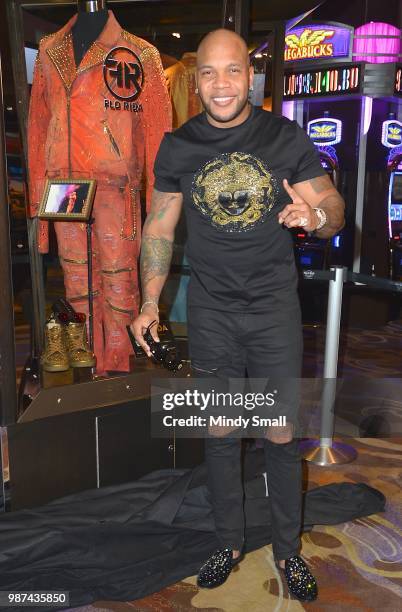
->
xmin=313 ymin=207 xmax=327 ymax=231
xmin=140 ymin=301 xmax=159 ymax=314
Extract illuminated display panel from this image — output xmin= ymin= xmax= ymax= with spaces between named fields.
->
xmin=388 ymin=172 xmax=402 ymax=237
xmin=284 ymin=24 xmax=352 ymax=63
xmin=390 ymin=205 xmax=402 ymax=220
xmin=284 ymin=64 xmax=361 ymax=99
xmin=382 ymin=120 xmax=402 ymax=148
xmin=308 ymin=118 xmax=343 ymax=146
xmin=391 ymin=173 xmax=402 ymax=204
xmin=395 ymin=67 xmax=402 ymax=96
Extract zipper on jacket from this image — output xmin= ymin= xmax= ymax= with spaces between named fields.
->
xmin=67 ymin=92 xmax=72 ymax=174
xmin=102 ymin=120 xmax=121 ymax=158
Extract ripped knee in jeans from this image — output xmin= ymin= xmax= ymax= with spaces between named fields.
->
xmin=265 ymin=422 xmax=294 ymax=444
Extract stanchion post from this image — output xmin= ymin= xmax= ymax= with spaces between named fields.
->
xmin=300 ymin=266 xmax=358 ymax=465
xmin=320 ymin=266 xmax=345 ymax=447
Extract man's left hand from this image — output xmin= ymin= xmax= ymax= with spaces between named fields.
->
xmin=278 ymin=179 xmax=318 ymax=232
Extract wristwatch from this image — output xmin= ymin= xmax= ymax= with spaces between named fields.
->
xmin=313 ymin=207 xmax=327 ymax=231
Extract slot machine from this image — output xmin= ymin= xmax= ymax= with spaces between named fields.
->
xmin=387 ymin=147 xmax=402 ymax=280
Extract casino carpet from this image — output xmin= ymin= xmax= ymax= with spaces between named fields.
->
xmin=9 ymin=307 xmax=402 ymax=611
xmin=59 ymin=435 xmax=401 ymax=612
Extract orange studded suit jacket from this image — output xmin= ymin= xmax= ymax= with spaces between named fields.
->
xmin=28 ymin=10 xmax=171 ymax=252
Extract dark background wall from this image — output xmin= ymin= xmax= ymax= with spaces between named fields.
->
xmin=2 ymin=0 xmax=401 ymax=106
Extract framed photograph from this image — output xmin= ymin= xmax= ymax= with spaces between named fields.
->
xmin=38 ymin=179 xmax=96 ymax=221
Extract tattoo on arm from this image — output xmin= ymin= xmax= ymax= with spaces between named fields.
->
xmin=144 ymin=190 xmax=178 ymax=224
xmin=309 ymin=175 xmax=333 ymax=194
xmin=140 ymin=234 xmax=173 ymax=287
xmin=139 ymin=188 xmax=182 ymax=303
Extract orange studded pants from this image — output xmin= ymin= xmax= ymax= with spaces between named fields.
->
xmin=54 ymin=183 xmax=140 ymax=373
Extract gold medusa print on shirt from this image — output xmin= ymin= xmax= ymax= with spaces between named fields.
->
xmin=191 ymin=152 xmax=277 ymax=233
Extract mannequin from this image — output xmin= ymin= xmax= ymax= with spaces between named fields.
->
xmin=73 ymin=1 xmax=109 ymax=66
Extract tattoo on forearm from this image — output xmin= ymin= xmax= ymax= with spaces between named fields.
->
xmin=309 ymin=175 xmax=333 ymax=194
xmin=145 ymin=190 xmax=178 ymax=224
xmin=140 ymin=234 xmax=173 ymax=286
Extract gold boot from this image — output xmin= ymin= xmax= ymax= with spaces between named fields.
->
xmin=64 ymin=321 xmax=96 ymax=368
xmin=41 ymin=319 xmax=69 ymax=372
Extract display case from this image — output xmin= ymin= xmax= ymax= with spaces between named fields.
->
xmin=1 ymin=0 xmax=296 ymax=510
xmin=1 ymin=0 xmax=230 ymax=510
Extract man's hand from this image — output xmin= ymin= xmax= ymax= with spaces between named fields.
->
xmin=130 ymin=304 xmax=160 ymax=357
xmin=278 ymin=179 xmax=318 ymax=232
xmin=278 ymin=175 xmax=345 ymax=238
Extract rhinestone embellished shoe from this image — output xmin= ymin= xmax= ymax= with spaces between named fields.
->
xmin=40 ymin=319 xmax=69 ymax=372
xmin=278 ymin=555 xmax=318 ymax=601
xmin=64 ymin=321 xmax=96 ymax=368
xmin=197 ymin=548 xmax=243 ymax=589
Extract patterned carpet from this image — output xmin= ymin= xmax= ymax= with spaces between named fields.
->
xmin=63 ymin=435 xmax=401 ymax=612
xmin=11 ymin=312 xmax=402 ymax=610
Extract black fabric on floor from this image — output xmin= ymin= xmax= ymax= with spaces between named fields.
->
xmin=0 ymin=447 xmax=385 ymax=610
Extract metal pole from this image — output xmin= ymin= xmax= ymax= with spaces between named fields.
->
xmin=0 ymin=51 xmax=18 ymax=425
xmin=294 ymin=100 xmax=304 ymax=127
xmin=300 ymin=267 xmax=357 ymax=465
xmin=353 ymin=96 xmax=370 ymax=273
xmin=86 ymin=219 xmax=94 ymax=351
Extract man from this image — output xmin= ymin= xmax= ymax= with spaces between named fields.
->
xmin=131 ymin=29 xmax=344 ymax=601
xmin=58 ymin=190 xmax=78 ymax=214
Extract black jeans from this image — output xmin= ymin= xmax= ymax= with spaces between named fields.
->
xmin=187 ymin=305 xmax=303 ymax=561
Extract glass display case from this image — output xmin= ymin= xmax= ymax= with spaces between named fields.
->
xmin=1 ymin=0 xmax=292 ymax=510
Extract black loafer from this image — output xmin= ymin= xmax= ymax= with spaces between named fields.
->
xmin=197 ymin=548 xmax=243 ymax=588
xmin=278 ymin=555 xmax=318 ymax=601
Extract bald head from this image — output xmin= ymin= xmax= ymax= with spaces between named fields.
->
xmin=195 ymin=28 xmax=253 ymax=128
xmin=197 ymin=29 xmax=249 ymax=67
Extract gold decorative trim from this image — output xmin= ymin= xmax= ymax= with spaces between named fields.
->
xmin=121 ymin=30 xmax=149 ymax=52
xmin=60 ymin=257 xmax=88 ymax=265
xmin=105 ymin=299 xmax=134 ymax=314
xmin=140 ymin=46 xmax=166 ymax=82
xmin=46 ymin=33 xmax=76 ymax=91
xmin=39 ymin=32 xmax=57 ymax=45
xmin=77 ymin=42 xmax=107 ymax=74
xmin=69 ymin=290 xmax=100 ymax=301
xmin=140 ymin=46 xmax=160 ymax=64
xmin=101 ymin=267 xmax=134 ymax=274
xmin=47 ymin=35 xmax=107 ymax=91
xmin=120 ymin=187 xmax=138 ymax=241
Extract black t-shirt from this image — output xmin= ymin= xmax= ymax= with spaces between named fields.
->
xmin=154 ymin=106 xmax=326 ymax=313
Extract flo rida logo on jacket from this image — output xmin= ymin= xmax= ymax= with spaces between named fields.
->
xmin=103 ymin=46 xmax=144 ymax=112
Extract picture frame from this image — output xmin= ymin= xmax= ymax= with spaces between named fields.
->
xmin=38 ymin=178 xmax=97 ymax=221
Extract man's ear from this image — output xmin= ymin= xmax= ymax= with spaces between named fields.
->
xmin=249 ymin=64 xmax=254 ymax=89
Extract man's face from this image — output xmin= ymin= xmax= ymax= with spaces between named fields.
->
xmin=196 ymin=37 xmax=253 ymax=128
